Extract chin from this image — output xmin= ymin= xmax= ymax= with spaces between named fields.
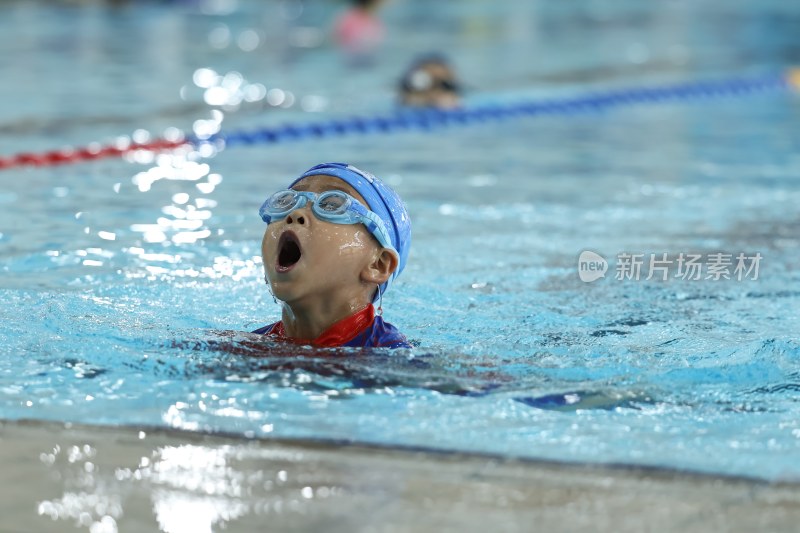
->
xmin=269 ymin=279 xmax=309 ymax=306
xmin=267 ymin=279 xmax=290 ymax=300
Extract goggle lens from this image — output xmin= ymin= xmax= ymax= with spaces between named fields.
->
xmin=317 ymin=192 xmax=349 ymax=214
xmin=268 ymin=190 xmax=299 ymax=211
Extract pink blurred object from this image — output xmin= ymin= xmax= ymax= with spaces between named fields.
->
xmin=334 ymin=8 xmax=384 ymax=57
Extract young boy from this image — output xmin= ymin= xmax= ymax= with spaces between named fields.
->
xmin=252 ymin=162 xmax=412 ymax=349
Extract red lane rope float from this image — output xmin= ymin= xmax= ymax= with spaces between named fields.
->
xmin=0 ymin=138 xmax=189 ymax=171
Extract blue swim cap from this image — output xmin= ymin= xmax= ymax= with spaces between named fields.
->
xmin=290 ymin=162 xmax=411 ymax=297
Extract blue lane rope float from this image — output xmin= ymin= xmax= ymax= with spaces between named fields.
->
xmin=195 ymin=68 xmax=798 ymax=149
xmin=1 ymin=68 xmax=798 ymax=171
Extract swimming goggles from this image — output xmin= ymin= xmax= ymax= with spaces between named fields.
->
xmin=403 ymin=70 xmax=460 ymax=93
xmin=259 ymin=189 xmax=397 ymax=253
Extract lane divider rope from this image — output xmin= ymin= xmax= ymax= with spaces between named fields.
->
xmin=2 ymin=68 xmax=798 ymax=172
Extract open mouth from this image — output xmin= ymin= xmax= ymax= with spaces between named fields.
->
xmin=276 ymin=231 xmax=302 ymax=272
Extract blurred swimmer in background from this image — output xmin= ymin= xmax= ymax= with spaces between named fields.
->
xmin=334 ymin=0 xmax=386 ymax=66
xmin=398 ymin=54 xmax=462 ymax=109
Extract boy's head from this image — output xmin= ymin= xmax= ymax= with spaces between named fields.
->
xmin=399 ymin=54 xmax=461 ymax=109
xmin=260 ymin=163 xmax=410 ymax=307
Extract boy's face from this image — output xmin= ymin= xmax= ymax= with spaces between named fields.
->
xmin=403 ymin=62 xmax=460 ymax=109
xmin=261 ymin=174 xmax=380 ymax=306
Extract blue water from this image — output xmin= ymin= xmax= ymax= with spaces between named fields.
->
xmin=1 ymin=0 xmax=799 ymax=481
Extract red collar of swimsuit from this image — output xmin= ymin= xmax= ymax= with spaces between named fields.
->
xmin=269 ymin=305 xmax=375 ymax=347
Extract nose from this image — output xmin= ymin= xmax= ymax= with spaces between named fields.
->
xmin=284 ymin=208 xmax=307 ymax=226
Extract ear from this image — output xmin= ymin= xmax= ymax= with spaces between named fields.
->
xmin=360 ymin=248 xmax=398 ymax=286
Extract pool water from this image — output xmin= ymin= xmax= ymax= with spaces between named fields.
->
xmin=1 ymin=0 xmax=800 ymax=484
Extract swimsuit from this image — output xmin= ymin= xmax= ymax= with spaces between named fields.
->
xmin=252 ymin=304 xmax=411 ymax=349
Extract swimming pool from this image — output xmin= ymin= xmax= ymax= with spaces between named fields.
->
xmin=1 ymin=0 xmax=800 ymax=529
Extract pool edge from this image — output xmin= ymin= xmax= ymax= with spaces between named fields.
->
xmin=2 ymin=418 xmax=800 ymax=532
